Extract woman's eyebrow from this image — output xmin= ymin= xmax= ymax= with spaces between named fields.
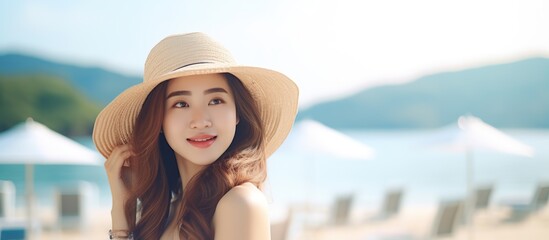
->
xmin=166 ymin=88 xmax=228 ymax=99
xmin=166 ymin=90 xmax=191 ymax=99
xmin=204 ymin=87 xmax=229 ymax=95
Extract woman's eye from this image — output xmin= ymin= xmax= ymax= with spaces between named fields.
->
xmin=209 ymin=98 xmax=224 ymax=105
xmin=174 ymin=102 xmax=189 ymax=108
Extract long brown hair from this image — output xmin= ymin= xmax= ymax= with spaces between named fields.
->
xmin=125 ymin=73 xmax=266 ymax=239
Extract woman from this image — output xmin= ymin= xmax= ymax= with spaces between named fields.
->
xmin=93 ymin=32 xmax=299 ymax=239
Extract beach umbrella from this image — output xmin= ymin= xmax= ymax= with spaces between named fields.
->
xmin=0 ymin=118 xmax=101 ymax=239
xmin=282 ymin=119 xmax=375 ymax=220
xmin=287 ymin=119 xmax=374 ymax=160
xmin=428 ymin=115 xmax=534 ymax=240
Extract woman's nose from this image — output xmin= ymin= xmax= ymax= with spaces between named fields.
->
xmin=189 ymin=107 xmax=212 ymax=129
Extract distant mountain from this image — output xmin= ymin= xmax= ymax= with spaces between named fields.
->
xmin=2 ymin=53 xmax=548 ymax=130
xmin=0 ymin=74 xmax=100 ymax=136
xmin=298 ymin=57 xmax=549 ymax=129
xmin=0 ymin=53 xmax=140 ymax=106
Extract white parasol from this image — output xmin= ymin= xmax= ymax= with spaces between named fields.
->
xmin=282 ymin=119 xmax=375 ymax=222
xmin=0 ymin=118 xmax=101 ymax=239
xmin=287 ymin=119 xmax=374 ymax=160
xmin=428 ymin=115 xmax=534 ymax=240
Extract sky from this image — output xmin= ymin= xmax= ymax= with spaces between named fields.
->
xmin=1 ymin=0 xmax=548 ymax=107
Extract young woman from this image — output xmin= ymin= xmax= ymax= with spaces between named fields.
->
xmin=93 ymin=33 xmax=299 ymax=240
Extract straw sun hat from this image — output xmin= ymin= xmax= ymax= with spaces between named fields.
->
xmin=93 ymin=32 xmax=299 ymax=159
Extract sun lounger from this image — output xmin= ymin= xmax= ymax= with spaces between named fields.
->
xmin=368 ymin=188 xmax=404 ymax=221
xmin=330 ymin=194 xmax=354 ymax=225
xmin=54 ymin=181 xmax=97 ymax=230
xmin=363 ymin=199 xmax=464 ymax=240
xmin=430 ymin=200 xmax=463 ymax=238
xmin=459 ymin=185 xmax=493 ymax=225
xmin=0 ymin=180 xmax=16 ymax=220
xmin=0 ymin=220 xmax=26 ymax=240
xmin=503 ymin=182 xmax=549 ymax=222
xmin=473 ymin=185 xmax=493 ymax=210
xmin=306 ymin=194 xmax=355 ymax=228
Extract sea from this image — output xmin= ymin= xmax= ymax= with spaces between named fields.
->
xmin=1 ymin=129 xmax=548 ymax=218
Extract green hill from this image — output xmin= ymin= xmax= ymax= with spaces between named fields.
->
xmin=0 ymin=53 xmax=140 ymax=136
xmin=298 ymin=57 xmax=549 ymax=129
xmin=1 ymin=53 xmax=548 ymax=130
xmin=0 ymin=53 xmax=140 ymax=106
xmin=0 ymin=74 xmax=100 ymax=136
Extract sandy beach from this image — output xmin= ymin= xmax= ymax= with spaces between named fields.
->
xmin=0 ymin=205 xmax=109 ymax=240
xmin=5 ymin=203 xmax=547 ymax=240
xmin=36 ymin=208 xmax=111 ymax=240
xmin=284 ymin=204 xmax=549 ymax=240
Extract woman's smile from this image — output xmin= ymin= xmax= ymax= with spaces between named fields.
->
xmin=186 ymin=134 xmax=217 ymax=148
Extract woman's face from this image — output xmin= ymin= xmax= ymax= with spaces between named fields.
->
xmin=163 ymin=73 xmax=238 ymax=167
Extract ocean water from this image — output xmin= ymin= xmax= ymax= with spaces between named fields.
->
xmin=1 ymin=129 xmax=548 ymax=214
xmin=268 ymin=129 xmax=549 ymax=211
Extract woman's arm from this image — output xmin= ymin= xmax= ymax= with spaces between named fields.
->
xmin=104 ymin=144 xmax=133 ymax=232
xmin=213 ymin=182 xmax=271 ymax=240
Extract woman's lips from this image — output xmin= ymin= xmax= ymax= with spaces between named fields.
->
xmin=187 ymin=135 xmax=217 ymax=148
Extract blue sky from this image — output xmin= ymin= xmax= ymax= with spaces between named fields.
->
xmin=1 ymin=0 xmax=548 ymax=107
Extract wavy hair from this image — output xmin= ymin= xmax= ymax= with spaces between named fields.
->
xmin=124 ymin=73 xmax=266 ymax=239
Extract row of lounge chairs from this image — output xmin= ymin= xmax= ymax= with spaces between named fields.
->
xmin=272 ymin=183 xmax=549 ymax=240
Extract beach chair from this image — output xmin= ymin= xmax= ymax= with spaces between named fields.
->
xmin=329 ymin=194 xmax=354 ymax=225
xmin=0 ymin=221 xmax=26 ymax=240
xmin=362 ymin=199 xmax=463 ymax=240
xmin=531 ymin=183 xmax=549 ymax=211
xmin=459 ymin=185 xmax=493 ymax=225
xmin=383 ymin=189 xmax=403 ymax=217
xmin=54 ymin=181 xmax=97 ymax=230
xmin=503 ymin=183 xmax=549 ymax=222
xmin=302 ymin=194 xmax=355 ymax=237
xmin=0 ymin=217 xmax=27 ymax=240
xmin=368 ymin=188 xmax=404 ymax=221
xmin=473 ymin=185 xmax=493 ymax=210
xmin=429 ymin=200 xmax=463 ymax=239
xmin=0 ymin=180 xmax=16 ymax=220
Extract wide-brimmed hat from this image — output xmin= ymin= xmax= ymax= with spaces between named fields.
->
xmin=93 ymin=32 xmax=299 ymax=159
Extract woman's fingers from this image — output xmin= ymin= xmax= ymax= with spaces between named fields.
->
xmin=105 ymin=144 xmax=134 ymax=200
xmin=106 ymin=144 xmax=132 ymax=164
xmin=105 ymin=144 xmax=133 ymax=173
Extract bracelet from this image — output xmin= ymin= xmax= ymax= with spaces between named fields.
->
xmin=109 ymin=229 xmax=134 ymax=240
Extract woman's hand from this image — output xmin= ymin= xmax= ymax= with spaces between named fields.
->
xmin=104 ymin=144 xmax=133 ymax=206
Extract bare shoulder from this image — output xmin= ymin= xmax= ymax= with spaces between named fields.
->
xmin=213 ymin=182 xmax=270 ymax=240
xmin=218 ymin=182 xmax=268 ymax=210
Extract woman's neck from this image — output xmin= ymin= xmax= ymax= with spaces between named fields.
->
xmin=175 ymin=155 xmax=206 ymax=190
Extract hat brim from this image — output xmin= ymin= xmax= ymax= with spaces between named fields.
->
xmin=93 ymin=63 xmax=299 ymax=159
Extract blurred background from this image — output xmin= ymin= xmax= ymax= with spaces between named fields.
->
xmin=0 ymin=0 xmax=548 ymax=239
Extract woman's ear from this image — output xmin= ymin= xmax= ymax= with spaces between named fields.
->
xmin=236 ymin=116 xmax=240 ymax=125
